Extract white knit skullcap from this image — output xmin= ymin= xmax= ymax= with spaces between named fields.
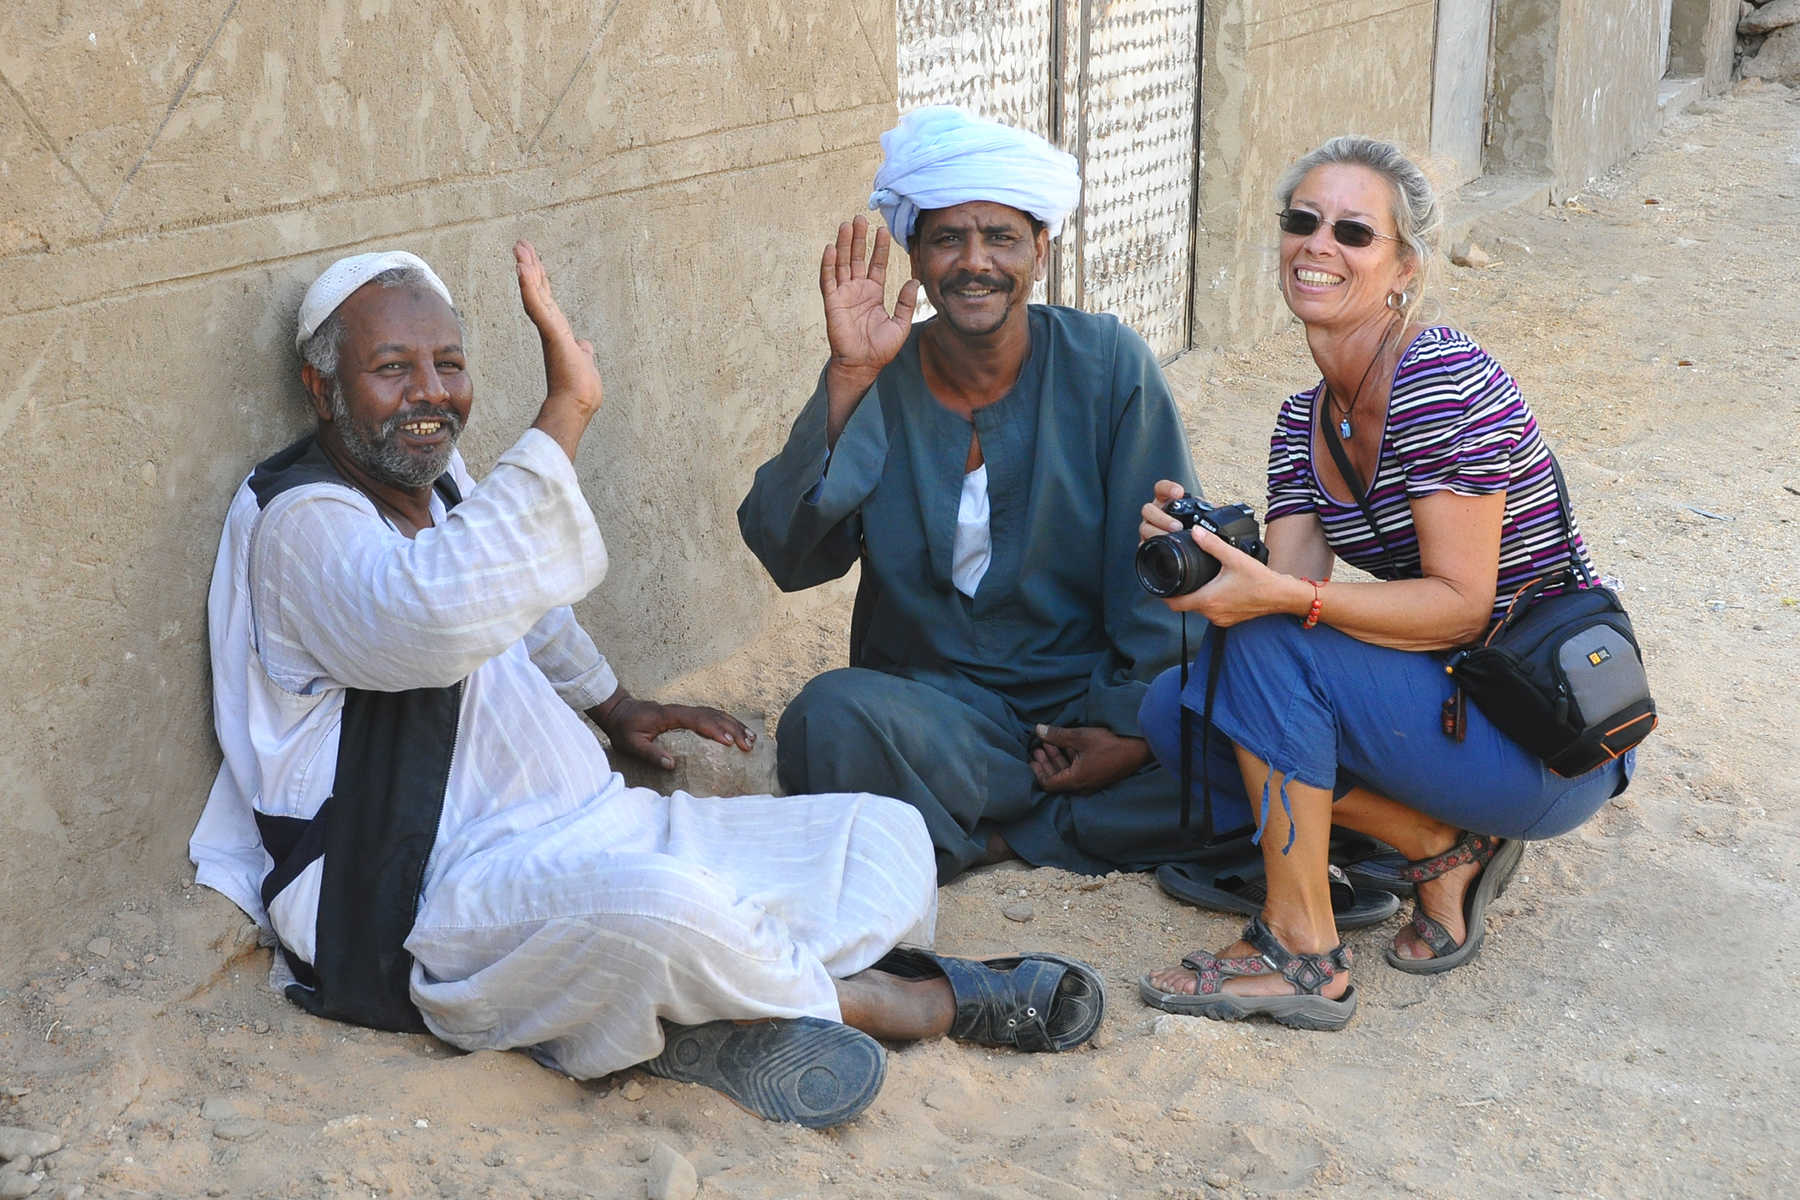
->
xmin=868 ymin=106 xmax=1081 ymax=249
xmin=294 ymin=251 xmax=454 ymax=351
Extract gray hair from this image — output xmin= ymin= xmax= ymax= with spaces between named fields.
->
xmin=298 ymin=266 xmax=464 ymax=380
xmin=1276 ymin=135 xmax=1442 ymax=323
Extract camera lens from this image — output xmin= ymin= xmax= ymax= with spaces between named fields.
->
xmin=1134 ymin=533 xmax=1221 ymax=597
xmin=1135 ymin=536 xmax=1184 ymax=596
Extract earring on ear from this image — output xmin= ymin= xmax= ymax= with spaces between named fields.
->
xmin=1386 ymin=289 xmax=1410 ymax=312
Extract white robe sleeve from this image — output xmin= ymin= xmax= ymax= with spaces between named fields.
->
xmin=250 ymin=428 xmax=609 ymax=694
xmin=523 ymin=605 xmax=619 ymax=711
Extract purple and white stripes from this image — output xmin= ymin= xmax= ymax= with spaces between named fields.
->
xmin=1265 ymin=326 xmax=1597 ymax=622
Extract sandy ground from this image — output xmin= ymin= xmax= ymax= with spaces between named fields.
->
xmin=3 ymin=84 xmax=1797 ymax=1200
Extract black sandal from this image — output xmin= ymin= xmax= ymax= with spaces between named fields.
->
xmin=1154 ymin=861 xmax=1401 ymax=929
xmin=872 ymin=948 xmax=1106 ymax=1052
xmin=1137 ymin=916 xmax=1357 ymax=1031
xmin=1384 ymin=832 xmax=1525 ymax=975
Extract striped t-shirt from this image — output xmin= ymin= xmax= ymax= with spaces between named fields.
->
xmin=1265 ymin=326 xmax=1596 ymax=624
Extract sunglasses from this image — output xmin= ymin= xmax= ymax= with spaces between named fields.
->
xmin=1277 ymin=209 xmax=1400 ymax=248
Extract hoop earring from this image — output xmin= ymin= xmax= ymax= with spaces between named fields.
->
xmin=1386 ymin=289 xmax=1410 ymax=312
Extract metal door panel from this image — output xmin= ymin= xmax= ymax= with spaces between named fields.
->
xmin=897 ymin=0 xmax=1056 ymax=142
xmin=1058 ymin=0 xmax=1198 ymax=359
xmin=895 ymin=0 xmax=1200 ymax=352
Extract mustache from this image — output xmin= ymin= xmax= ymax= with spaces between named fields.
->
xmin=941 ymin=272 xmax=1014 ymax=293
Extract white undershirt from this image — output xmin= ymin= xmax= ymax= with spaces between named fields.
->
xmin=951 ymin=463 xmax=992 ymax=597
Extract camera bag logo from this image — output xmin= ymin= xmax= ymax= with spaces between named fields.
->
xmin=1585 ymin=646 xmax=1612 ymax=668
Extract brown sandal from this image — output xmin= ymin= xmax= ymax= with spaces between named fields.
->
xmin=1138 ymin=917 xmax=1357 ymax=1031
xmin=1384 ymin=832 xmax=1525 ymax=975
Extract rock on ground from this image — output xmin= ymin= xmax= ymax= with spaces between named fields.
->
xmin=0 ymin=1129 xmax=59 ymax=1164
xmin=1741 ymin=0 xmax=1800 ymax=32
xmin=647 ymin=1144 xmax=697 ymax=1200
xmin=613 ymin=715 xmax=775 ymax=797
xmin=1450 ymin=239 xmax=1494 ymax=268
xmin=1744 ymin=23 xmax=1800 ymax=78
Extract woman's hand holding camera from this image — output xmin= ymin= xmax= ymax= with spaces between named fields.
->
xmin=1138 ymin=479 xmax=1191 ymax=542
xmin=1163 ymin=529 xmax=1305 ymax=626
xmin=1139 ymin=478 xmax=1309 ymax=627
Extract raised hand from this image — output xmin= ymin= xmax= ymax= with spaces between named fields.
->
xmin=516 ymin=239 xmax=603 ymax=460
xmin=820 ymin=215 xmax=920 ymax=445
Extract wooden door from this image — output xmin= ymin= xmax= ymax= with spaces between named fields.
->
xmin=1431 ymin=0 xmax=1496 ymax=189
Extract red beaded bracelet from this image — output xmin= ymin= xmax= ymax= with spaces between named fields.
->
xmin=1301 ymin=578 xmax=1325 ymax=629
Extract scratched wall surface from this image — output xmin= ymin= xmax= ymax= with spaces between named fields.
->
xmin=1553 ymin=0 xmax=1666 ymax=193
xmin=1057 ymin=0 xmax=1198 ymax=359
xmin=0 ymin=0 xmax=900 ymax=974
xmin=896 ymin=0 xmax=1055 ymax=137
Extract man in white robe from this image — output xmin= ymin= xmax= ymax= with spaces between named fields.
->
xmin=189 ymin=243 xmax=1105 ymax=1128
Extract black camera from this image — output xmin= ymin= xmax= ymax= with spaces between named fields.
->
xmin=1134 ymin=499 xmax=1269 ymax=597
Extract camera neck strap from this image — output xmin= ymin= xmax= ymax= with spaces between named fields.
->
xmin=1177 ymin=612 xmax=1236 ymax=845
xmin=1545 ymin=454 xmax=1595 ymax=587
xmin=1318 ymin=389 xmax=1403 ymax=579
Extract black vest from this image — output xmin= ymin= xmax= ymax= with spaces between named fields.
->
xmin=248 ymin=436 xmax=464 ymax=1033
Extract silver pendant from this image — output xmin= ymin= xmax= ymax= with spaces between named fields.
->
xmin=1338 ymin=417 xmax=1353 ymax=439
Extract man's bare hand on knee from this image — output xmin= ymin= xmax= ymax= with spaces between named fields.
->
xmin=587 ymin=689 xmax=756 ymax=770
xmin=517 ymin=239 xmax=603 ymax=460
xmin=1029 ymin=724 xmax=1151 ymax=793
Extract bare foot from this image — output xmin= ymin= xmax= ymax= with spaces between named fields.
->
xmin=834 ymin=969 xmax=955 ymax=1041
xmin=974 ymin=824 xmax=1016 ymax=866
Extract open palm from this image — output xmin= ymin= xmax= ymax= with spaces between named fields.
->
xmin=821 ymin=215 xmax=920 ymax=375
xmin=515 ymin=239 xmax=602 ymax=417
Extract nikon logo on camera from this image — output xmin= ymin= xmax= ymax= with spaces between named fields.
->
xmin=1586 ymin=647 xmax=1612 ymax=667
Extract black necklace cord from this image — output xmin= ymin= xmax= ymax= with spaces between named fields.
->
xmin=1321 ymin=317 xmax=1401 ymax=438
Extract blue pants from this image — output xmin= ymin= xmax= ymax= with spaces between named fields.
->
xmin=1138 ymin=616 xmax=1632 ymax=845
xmin=777 ymin=666 xmax=1194 ymax=882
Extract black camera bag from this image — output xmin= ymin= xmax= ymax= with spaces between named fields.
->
xmin=1319 ymin=400 xmax=1654 ymax=777
xmin=1443 ymin=569 xmax=1655 ymax=776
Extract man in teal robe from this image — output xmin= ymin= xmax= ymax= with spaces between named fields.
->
xmin=738 ymin=108 xmax=1209 ymax=882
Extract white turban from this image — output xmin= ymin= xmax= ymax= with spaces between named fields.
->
xmin=868 ymin=106 xmax=1082 ymax=249
xmin=295 ymin=250 xmax=454 ymax=351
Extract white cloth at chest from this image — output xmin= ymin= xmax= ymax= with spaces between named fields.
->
xmin=951 ymin=463 xmax=991 ymax=597
xmin=190 ymin=428 xmax=936 ymax=1077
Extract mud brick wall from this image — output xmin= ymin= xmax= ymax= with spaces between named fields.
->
xmin=0 ymin=0 xmax=897 ymax=973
